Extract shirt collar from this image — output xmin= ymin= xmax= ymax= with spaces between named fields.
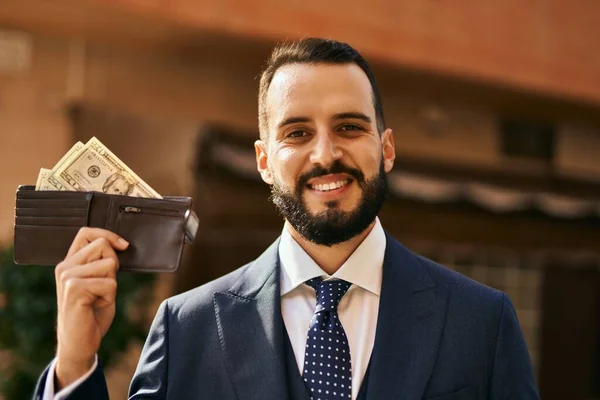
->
xmin=278 ymin=218 xmax=386 ymax=297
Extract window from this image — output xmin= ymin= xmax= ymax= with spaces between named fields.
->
xmin=499 ymin=118 xmax=556 ymax=162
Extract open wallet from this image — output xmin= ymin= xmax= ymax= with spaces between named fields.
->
xmin=13 ymin=185 xmax=199 ymax=273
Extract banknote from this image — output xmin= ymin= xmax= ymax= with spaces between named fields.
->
xmin=43 ymin=141 xmax=86 ymax=191
xmin=35 ymin=168 xmax=54 ymax=191
xmin=50 ymin=137 xmax=161 ymax=198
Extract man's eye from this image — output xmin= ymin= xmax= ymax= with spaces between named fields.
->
xmin=339 ymin=124 xmax=362 ymax=132
xmin=287 ymin=131 xmax=307 ymax=138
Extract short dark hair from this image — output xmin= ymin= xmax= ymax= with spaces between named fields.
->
xmin=258 ymin=38 xmax=386 ymax=140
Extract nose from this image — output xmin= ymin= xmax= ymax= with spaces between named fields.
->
xmin=309 ymin=131 xmax=342 ymax=168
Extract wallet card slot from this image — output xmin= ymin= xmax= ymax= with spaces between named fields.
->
xmin=13 ymin=225 xmax=81 ymax=265
xmin=17 ymin=199 xmax=90 ymax=209
xmin=16 ymin=207 xmax=89 ymax=218
xmin=16 ymin=215 xmax=88 ymax=227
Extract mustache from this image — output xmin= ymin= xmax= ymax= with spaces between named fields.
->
xmin=296 ymin=161 xmax=365 ymax=193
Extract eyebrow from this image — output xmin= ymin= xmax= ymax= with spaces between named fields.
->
xmin=276 ymin=112 xmax=372 ymax=130
xmin=331 ymin=112 xmax=372 ymax=124
xmin=277 ymin=116 xmax=312 ymax=130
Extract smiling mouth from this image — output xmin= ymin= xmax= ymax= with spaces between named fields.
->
xmin=307 ymin=179 xmax=352 ymax=192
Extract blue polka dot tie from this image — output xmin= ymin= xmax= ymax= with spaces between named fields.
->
xmin=303 ymin=277 xmax=353 ymax=400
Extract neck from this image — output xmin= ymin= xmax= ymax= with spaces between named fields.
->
xmin=286 ymin=220 xmax=377 ymax=275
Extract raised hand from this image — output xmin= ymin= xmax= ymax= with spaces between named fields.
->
xmin=54 ymin=227 xmax=129 ymax=389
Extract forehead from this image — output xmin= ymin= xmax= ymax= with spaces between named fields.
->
xmin=265 ymin=63 xmax=375 ymax=128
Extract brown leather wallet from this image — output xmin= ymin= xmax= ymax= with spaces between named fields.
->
xmin=13 ymin=185 xmax=197 ymax=273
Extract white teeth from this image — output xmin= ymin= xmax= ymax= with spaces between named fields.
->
xmin=311 ymin=180 xmax=349 ymax=192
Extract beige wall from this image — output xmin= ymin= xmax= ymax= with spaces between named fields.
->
xmin=81 ymin=43 xmax=258 ymax=129
xmin=0 ymin=34 xmax=73 ymax=245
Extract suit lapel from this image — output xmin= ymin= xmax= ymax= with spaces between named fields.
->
xmin=366 ymin=233 xmax=449 ymax=400
xmin=213 ymin=238 xmax=289 ymax=400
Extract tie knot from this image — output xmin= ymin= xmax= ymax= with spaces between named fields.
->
xmin=305 ymin=277 xmax=352 ymax=312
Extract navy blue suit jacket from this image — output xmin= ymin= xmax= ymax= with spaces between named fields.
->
xmin=35 ymin=233 xmax=539 ymax=399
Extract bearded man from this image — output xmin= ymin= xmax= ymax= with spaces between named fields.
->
xmin=36 ymin=38 xmax=539 ymax=400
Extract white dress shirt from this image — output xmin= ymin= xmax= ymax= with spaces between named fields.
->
xmin=45 ymin=218 xmax=386 ymax=400
xmin=43 ymin=355 xmax=98 ymax=400
xmin=280 ymin=218 xmax=385 ymax=400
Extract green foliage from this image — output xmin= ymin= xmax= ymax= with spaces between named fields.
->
xmin=0 ymin=247 xmax=154 ymax=400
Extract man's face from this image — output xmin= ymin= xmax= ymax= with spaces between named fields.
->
xmin=106 ymin=177 xmax=131 ymax=195
xmin=255 ymin=63 xmax=395 ymax=245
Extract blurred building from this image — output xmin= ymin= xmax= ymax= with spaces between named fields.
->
xmin=0 ymin=1 xmax=599 ymax=399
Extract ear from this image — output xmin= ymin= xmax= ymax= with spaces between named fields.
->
xmin=381 ymin=128 xmax=396 ymax=173
xmin=255 ymin=139 xmax=274 ymax=184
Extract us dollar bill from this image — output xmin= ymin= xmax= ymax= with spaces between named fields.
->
xmin=35 ymin=141 xmax=85 ymax=191
xmin=45 ymin=141 xmax=86 ymax=191
xmin=35 ymin=168 xmax=54 ymax=191
xmin=50 ymin=137 xmax=161 ymax=198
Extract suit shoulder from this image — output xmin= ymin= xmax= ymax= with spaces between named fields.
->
xmin=157 ymin=237 xmax=281 ymax=320
xmin=163 ymin=261 xmax=254 ymax=312
xmin=409 ymin=253 xmax=509 ymax=332
xmin=413 ymin=252 xmax=505 ymax=304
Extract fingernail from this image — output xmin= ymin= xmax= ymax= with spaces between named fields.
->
xmin=118 ymin=238 xmax=129 ymax=247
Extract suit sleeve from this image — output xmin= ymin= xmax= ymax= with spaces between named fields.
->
xmin=128 ymin=300 xmax=170 ymax=399
xmin=489 ymin=294 xmax=540 ymax=399
xmin=33 ymin=358 xmax=109 ymax=400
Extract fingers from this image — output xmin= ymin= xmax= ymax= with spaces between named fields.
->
xmin=57 ymin=236 xmax=122 ymax=291
xmin=72 ymin=237 xmax=119 ymax=265
xmin=62 ymin=277 xmax=118 ymax=308
xmin=58 ymin=237 xmax=119 ymax=272
xmin=59 ymin=257 xmax=119 ymax=282
xmin=67 ymin=227 xmax=129 ymax=259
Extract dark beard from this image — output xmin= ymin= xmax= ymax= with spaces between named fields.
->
xmin=270 ymin=160 xmax=388 ymax=246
